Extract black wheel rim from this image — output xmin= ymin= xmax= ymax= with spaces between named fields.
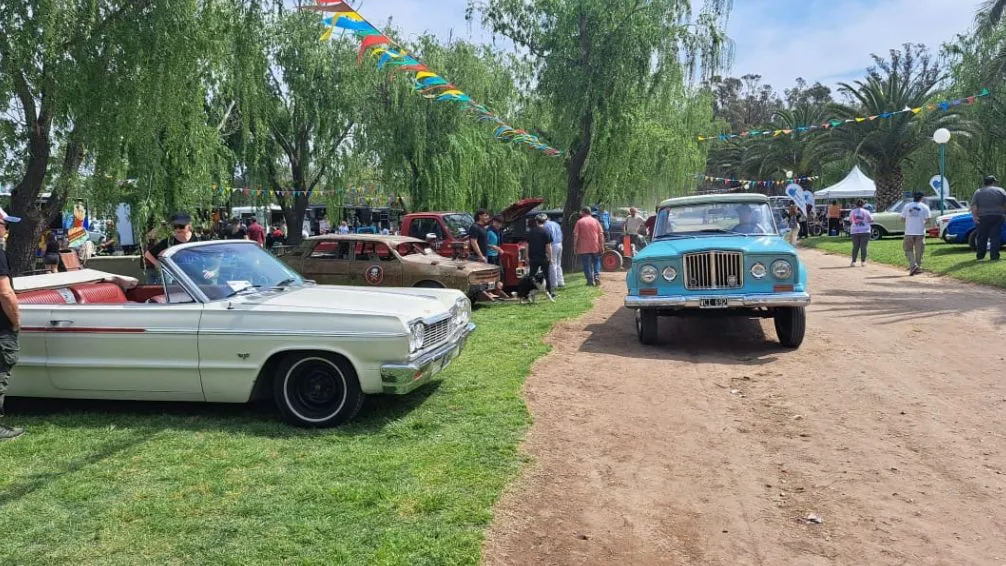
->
xmin=285 ymin=357 xmax=347 ymax=422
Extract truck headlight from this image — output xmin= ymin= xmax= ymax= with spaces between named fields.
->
xmin=750 ymin=262 xmax=767 ymax=279
xmin=639 ymin=265 xmax=658 ymax=284
xmin=409 ymin=322 xmax=426 ymax=352
xmin=662 ymin=266 xmax=677 ymax=282
xmin=771 ymin=260 xmax=793 ymax=280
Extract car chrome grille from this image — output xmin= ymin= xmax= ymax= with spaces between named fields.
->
xmin=423 ymin=318 xmax=452 ymax=348
xmin=683 ymin=251 xmax=744 ymax=290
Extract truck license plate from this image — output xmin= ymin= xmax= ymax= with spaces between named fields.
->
xmin=699 ymin=298 xmax=729 ymax=309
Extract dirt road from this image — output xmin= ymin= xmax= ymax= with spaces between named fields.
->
xmin=483 ymin=249 xmax=1006 ymax=565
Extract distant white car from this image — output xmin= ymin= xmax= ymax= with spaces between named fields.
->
xmin=932 ymin=210 xmax=971 ymax=239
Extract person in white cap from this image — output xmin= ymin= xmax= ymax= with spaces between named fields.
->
xmin=0 ymin=209 xmax=25 ymax=439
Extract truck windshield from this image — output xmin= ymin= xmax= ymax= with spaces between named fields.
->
xmin=444 ymin=213 xmax=475 ymax=238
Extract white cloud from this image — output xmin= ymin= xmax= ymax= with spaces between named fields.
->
xmin=727 ymin=0 xmax=984 ymax=90
xmin=344 ymin=0 xmax=984 ymax=91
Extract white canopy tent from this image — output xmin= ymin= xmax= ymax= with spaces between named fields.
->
xmin=814 ymin=165 xmax=876 ymax=200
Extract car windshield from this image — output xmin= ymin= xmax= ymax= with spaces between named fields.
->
xmin=167 ymin=242 xmax=305 ymax=301
xmin=396 ymin=241 xmax=434 ymax=256
xmin=653 ymin=201 xmax=778 ymax=238
xmin=444 ymin=213 xmax=475 ymax=238
xmin=886 ymin=199 xmax=909 ymax=213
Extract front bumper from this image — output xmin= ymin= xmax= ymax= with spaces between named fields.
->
xmin=381 ymin=322 xmax=476 ymax=394
xmin=624 ymin=292 xmax=811 ymax=309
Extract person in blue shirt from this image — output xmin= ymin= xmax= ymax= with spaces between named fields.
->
xmin=486 ymin=215 xmax=504 ymax=265
xmin=543 ymin=215 xmax=565 ymax=289
xmin=598 ymin=205 xmax=611 ymax=240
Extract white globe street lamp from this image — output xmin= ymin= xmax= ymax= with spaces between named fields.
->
xmin=933 ymin=128 xmax=951 ymax=213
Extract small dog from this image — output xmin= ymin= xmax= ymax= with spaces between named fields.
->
xmin=513 ymin=269 xmax=554 ymax=303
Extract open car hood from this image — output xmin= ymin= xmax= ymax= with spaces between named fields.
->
xmin=500 ymin=198 xmax=545 ymax=224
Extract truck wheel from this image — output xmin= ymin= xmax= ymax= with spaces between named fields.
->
xmin=635 ymin=309 xmax=658 ymax=345
xmin=273 ymin=352 xmax=364 ymax=427
xmin=601 ymin=250 xmax=623 ymax=272
xmin=773 ymin=307 xmax=806 ymax=348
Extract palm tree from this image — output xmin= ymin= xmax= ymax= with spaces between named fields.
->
xmin=817 ymin=44 xmax=970 ymax=209
xmin=741 ymin=105 xmax=831 ymax=189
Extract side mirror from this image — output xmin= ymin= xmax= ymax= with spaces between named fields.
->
xmin=425 ymin=233 xmax=440 ymax=249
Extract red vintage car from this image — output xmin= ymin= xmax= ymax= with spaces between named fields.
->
xmin=400 ymin=198 xmax=544 ymax=290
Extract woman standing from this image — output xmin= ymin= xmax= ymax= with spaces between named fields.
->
xmin=43 ymin=232 xmax=60 ymax=273
xmin=785 ymin=204 xmax=801 ymax=246
xmin=848 ymin=199 xmax=873 ymax=266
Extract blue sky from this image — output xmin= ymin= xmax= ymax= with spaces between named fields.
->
xmin=348 ymin=0 xmax=985 ymax=90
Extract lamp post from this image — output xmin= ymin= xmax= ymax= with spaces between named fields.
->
xmin=933 ymin=128 xmax=951 ymax=215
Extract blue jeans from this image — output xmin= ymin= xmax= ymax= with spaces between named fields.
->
xmin=580 ymin=253 xmax=601 ymax=284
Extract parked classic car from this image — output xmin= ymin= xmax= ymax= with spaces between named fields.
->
xmin=9 ymin=240 xmax=474 ymax=427
xmin=279 ymin=234 xmax=500 ymax=300
xmin=929 ymin=210 xmax=971 ymax=238
xmin=624 ymin=194 xmax=810 ymax=348
xmin=943 ymin=212 xmax=1006 ymax=250
xmin=867 ymin=196 xmax=965 ymax=240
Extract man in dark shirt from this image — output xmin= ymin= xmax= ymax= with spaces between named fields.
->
xmin=971 ymin=175 xmax=1006 ymax=261
xmin=143 ymin=211 xmax=200 ymax=283
xmin=0 ymin=212 xmax=24 ymax=440
xmin=527 ymin=213 xmax=554 ymax=293
xmin=228 ymin=217 xmax=249 ymax=240
xmin=468 ymin=210 xmax=490 ymax=263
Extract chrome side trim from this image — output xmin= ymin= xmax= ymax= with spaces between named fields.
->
xmin=198 ymin=328 xmax=408 ymax=338
xmin=624 ymin=292 xmax=810 ymax=309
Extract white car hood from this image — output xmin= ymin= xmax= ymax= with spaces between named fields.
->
xmin=234 ymin=285 xmax=457 ymax=321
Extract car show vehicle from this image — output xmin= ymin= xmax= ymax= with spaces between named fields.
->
xmin=930 ymin=210 xmax=971 ymax=239
xmin=280 ymin=234 xmax=500 ymax=300
xmin=9 ymin=240 xmax=474 ymax=427
xmin=867 ymin=196 xmax=965 ymax=240
xmin=401 ymin=198 xmax=542 ymax=290
xmin=624 ymin=194 xmax=810 ymax=348
xmin=943 ymin=212 xmax=1006 ymax=250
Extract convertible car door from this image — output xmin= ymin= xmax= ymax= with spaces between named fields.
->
xmin=45 ymin=283 xmax=204 ymax=399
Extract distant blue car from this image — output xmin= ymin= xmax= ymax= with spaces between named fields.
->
xmin=624 ymin=194 xmax=810 ymax=348
xmin=944 ymin=213 xmax=1006 ymax=250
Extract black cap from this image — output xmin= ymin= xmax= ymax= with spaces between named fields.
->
xmin=984 ymin=175 xmax=998 ymax=185
xmin=913 ymin=192 xmax=925 ymax=200
xmin=170 ymin=211 xmax=192 ymax=225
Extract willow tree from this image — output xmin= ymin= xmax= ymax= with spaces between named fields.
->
xmin=358 ymin=36 xmax=535 ymax=213
xmin=0 ymin=0 xmax=239 ymax=273
xmin=228 ymin=7 xmax=361 ymax=246
xmin=470 ymin=0 xmax=731 ymax=264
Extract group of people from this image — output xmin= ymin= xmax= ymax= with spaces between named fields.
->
xmin=832 ymin=175 xmax=1006 ymax=272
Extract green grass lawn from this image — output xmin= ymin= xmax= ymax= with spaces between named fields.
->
xmin=0 ymin=277 xmax=601 ymax=565
xmin=804 ymin=236 xmax=1006 ymax=289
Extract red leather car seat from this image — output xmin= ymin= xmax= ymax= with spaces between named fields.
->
xmin=69 ymin=282 xmax=128 ymax=304
xmin=17 ymin=288 xmax=72 ymax=305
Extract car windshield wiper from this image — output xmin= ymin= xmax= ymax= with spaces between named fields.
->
xmin=224 ymin=284 xmax=263 ymax=298
xmin=270 ymin=278 xmax=298 ymax=290
xmin=654 ymin=233 xmax=695 ymax=240
xmin=696 ymin=228 xmax=742 ymax=234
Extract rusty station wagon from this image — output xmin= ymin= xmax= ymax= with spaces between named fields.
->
xmin=280 ymin=234 xmax=500 ymax=300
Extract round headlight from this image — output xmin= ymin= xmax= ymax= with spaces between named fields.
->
xmin=639 ymin=265 xmax=658 ymax=284
xmin=409 ymin=322 xmax=426 ymax=352
xmin=750 ymin=262 xmax=767 ymax=279
xmin=771 ymin=260 xmax=793 ymax=280
xmin=662 ymin=266 xmax=678 ymax=282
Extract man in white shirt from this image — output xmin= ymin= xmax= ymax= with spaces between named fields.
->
xmin=900 ymin=192 xmax=931 ymax=276
xmin=623 ymin=207 xmax=646 ymax=250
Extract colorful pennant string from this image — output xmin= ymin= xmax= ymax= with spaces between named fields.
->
xmin=304 ymin=0 xmax=564 ymax=157
xmin=698 ymin=174 xmax=820 ymax=189
xmin=697 ymin=88 xmax=991 ymax=142
xmin=212 ymin=184 xmax=393 ymax=198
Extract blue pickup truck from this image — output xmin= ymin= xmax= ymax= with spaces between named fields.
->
xmin=624 ymin=194 xmax=810 ymax=348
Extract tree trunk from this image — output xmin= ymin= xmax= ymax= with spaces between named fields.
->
xmin=7 ymin=116 xmax=54 ymax=275
xmin=561 ymin=109 xmax=595 ymax=271
xmin=874 ymin=165 xmax=904 ymax=211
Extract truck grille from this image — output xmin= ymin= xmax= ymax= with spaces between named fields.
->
xmin=423 ymin=318 xmax=452 ymax=348
xmin=683 ymin=251 xmax=744 ymax=290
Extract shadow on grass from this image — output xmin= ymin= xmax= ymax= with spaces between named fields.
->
xmin=577 ymin=302 xmax=790 ymax=366
xmin=5 ymin=380 xmax=443 ymax=438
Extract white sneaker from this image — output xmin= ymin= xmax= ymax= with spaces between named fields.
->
xmin=850 ymin=261 xmax=856 ymax=267
xmin=861 ymin=261 xmax=867 ymax=266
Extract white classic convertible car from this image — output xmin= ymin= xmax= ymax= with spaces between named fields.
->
xmin=8 ymin=240 xmax=474 ymax=427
